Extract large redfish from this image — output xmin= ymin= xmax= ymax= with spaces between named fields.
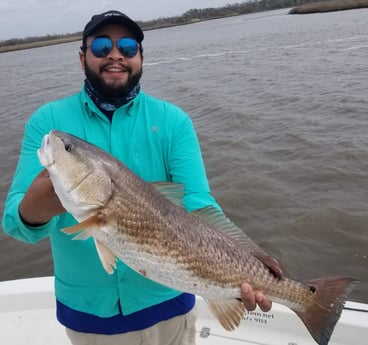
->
xmin=38 ymin=130 xmax=357 ymax=345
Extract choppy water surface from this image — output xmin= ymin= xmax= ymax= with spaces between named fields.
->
xmin=0 ymin=8 xmax=367 ymax=302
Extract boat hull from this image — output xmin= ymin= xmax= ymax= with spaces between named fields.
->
xmin=0 ymin=277 xmax=367 ymax=345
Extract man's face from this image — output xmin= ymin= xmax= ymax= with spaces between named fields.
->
xmin=80 ymin=23 xmax=143 ymax=97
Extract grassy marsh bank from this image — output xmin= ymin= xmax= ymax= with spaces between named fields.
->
xmin=0 ymin=36 xmax=80 ymax=53
xmin=289 ymin=0 xmax=368 ymax=14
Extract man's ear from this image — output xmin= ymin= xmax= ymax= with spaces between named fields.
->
xmin=79 ymin=51 xmax=85 ymax=71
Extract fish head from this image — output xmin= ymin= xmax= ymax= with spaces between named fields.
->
xmin=38 ymin=130 xmax=114 ymax=218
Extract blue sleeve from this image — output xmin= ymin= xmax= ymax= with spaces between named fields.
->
xmin=168 ymin=113 xmax=221 ymax=212
xmin=2 ymin=107 xmax=59 ymax=244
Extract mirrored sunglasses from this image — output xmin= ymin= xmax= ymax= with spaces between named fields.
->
xmin=88 ymin=37 xmax=139 ymax=58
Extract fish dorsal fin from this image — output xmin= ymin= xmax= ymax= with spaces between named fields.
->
xmin=190 ymin=206 xmax=266 ymax=254
xmin=95 ymin=240 xmax=117 ymax=275
xmin=151 ymin=182 xmax=184 ymax=207
xmin=191 ymin=207 xmax=283 ymax=279
xmin=206 ymin=299 xmax=245 ymax=331
xmin=252 ymin=254 xmax=283 ymax=279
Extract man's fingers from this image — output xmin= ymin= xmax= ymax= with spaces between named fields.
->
xmin=240 ymin=283 xmax=272 ymax=312
xmin=255 ymin=292 xmax=272 ymax=312
xmin=240 ymin=283 xmax=257 ymax=311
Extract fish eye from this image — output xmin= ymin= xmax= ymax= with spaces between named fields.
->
xmin=60 ymin=138 xmax=73 ymax=152
xmin=65 ymin=143 xmax=73 ymax=152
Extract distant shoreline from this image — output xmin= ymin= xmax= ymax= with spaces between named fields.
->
xmin=1 ymin=17 xmax=234 ymax=54
xmin=0 ymin=20 xmax=212 ymax=54
xmin=289 ymin=0 xmax=368 ymax=14
xmin=0 ymin=36 xmax=81 ymax=53
xmin=1 ymin=0 xmax=367 ymax=53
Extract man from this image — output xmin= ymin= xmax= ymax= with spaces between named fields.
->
xmin=2 ymin=10 xmax=274 ymax=345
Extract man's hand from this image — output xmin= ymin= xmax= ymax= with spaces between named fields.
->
xmin=19 ymin=169 xmax=65 ymax=226
xmin=240 ymin=282 xmax=272 ymax=312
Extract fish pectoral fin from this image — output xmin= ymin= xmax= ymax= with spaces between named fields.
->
xmin=95 ymin=240 xmax=117 ymax=275
xmin=62 ymin=214 xmax=105 ymax=235
xmin=205 ymin=299 xmax=245 ymax=331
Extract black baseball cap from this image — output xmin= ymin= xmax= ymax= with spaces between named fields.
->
xmin=82 ymin=10 xmax=144 ymax=46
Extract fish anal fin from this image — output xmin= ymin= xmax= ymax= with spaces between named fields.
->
xmin=206 ymin=299 xmax=245 ymax=331
xmin=62 ymin=214 xmax=106 ymax=235
xmin=95 ymin=240 xmax=117 ymax=274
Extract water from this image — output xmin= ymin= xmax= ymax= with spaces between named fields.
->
xmin=0 ymin=8 xmax=367 ymax=302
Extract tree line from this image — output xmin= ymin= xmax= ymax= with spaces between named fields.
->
xmin=0 ymin=0 xmax=350 ymax=47
xmin=138 ymin=0 xmax=330 ymax=29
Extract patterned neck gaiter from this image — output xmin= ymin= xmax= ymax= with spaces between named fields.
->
xmin=84 ymin=79 xmax=140 ymax=113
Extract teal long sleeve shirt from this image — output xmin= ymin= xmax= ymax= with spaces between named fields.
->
xmin=2 ymin=88 xmax=220 ymax=317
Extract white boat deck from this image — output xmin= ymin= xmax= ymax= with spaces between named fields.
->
xmin=0 ymin=277 xmax=367 ymax=345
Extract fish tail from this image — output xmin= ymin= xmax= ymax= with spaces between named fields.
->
xmin=293 ymin=277 xmax=358 ymax=345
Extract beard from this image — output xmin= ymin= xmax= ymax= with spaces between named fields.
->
xmin=84 ymin=61 xmax=143 ymax=98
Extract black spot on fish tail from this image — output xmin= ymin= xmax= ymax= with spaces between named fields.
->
xmin=309 ymin=285 xmax=317 ymax=293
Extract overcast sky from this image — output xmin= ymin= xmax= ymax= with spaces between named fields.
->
xmin=0 ymin=0 xmax=242 ymax=40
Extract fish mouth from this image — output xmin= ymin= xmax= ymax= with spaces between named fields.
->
xmin=41 ymin=134 xmax=49 ymax=152
xmin=37 ymin=134 xmax=55 ymax=168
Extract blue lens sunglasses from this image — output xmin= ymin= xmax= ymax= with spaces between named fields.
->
xmin=86 ymin=37 xmax=139 ymax=58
